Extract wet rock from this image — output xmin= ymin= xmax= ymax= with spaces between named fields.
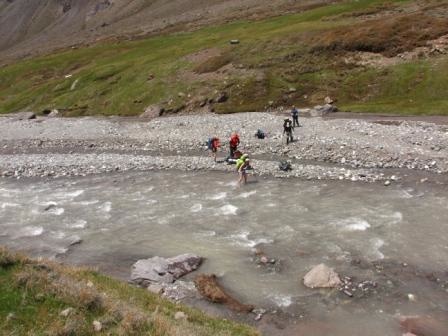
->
xmin=303 ymin=264 xmax=342 ymax=289
xmin=194 ymin=274 xmax=254 ymax=312
xmin=131 ymin=254 xmax=203 ymax=286
xmin=399 ymin=315 xmax=448 ymax=336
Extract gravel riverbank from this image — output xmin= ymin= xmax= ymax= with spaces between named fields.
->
xmin=0 ymin=112 xmax=447 ymax=183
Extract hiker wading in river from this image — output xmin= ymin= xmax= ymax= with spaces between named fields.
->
xmin=236 ymin=154 xmax=251 ymax=185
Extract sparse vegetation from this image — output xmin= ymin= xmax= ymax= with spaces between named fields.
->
xmin=0 ymin=247 xmax=258 ymax=336
xmin=0 ymin=0 xmax=447 ymax=116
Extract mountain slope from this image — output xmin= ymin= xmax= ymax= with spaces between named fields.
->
xmin=0 ymin=0 xmax=332 ymax=60
xmin=1 ymin=0 xmax=447 ymax=116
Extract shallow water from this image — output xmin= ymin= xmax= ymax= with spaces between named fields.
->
xmin=1 ymin=171 xmax=447 ymax=335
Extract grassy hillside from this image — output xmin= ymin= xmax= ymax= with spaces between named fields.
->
xmin=0 ymin=248 xmax=258 ymax=336
xmin=1 ymin=0 xmax=447 ymax=116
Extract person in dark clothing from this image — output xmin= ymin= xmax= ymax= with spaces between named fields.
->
xmin=283 ymin=118 xmax=293 ymax=144
xmin=291 ymin=105 xmax=300 ymax=128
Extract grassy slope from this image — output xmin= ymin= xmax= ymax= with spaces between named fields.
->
xmin=0 ymin=248 xmax=258 ymax=336
xmin=1 ymin=0 xmax=447 ymax=116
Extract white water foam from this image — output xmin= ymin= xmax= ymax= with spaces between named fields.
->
xmin=229 ymin=231 xmax=273 ymax=248
xmin=208 ymin=192 xmax=227 ymax=200
xmin=270 ymin=294 xmax=293 ymax=308
xmin=190 ymin=203 xmax=203 ymax=213
xmin=367 ymin=238 xmax=385 ymax=260
xmin=194 ymin=230 xmax=216 ymax=238
xmin=51 ymin=231 xmax=66 ymax=239
xmin=48 ymin=207 xmax=65 ymax=216
xmin=1 ymin=202 xmax=20 ymax=209
xmin=15 ymin=226 xmax=44 ymax=238
xmin=238 ymin=190 xmax=257 ymax=198
xmin=54 ymin=190 xmax=85 ymax=200
xmin=218 ymin=204 xmax=238 ymax=215
xmin=77 ymin=199 xmax=100 ymax=206
xmin=333 ymin=217 xmax=371 ymax=231
xmin=99 ymin=201 xmax=112 ymax=212
xmin=69 ymin=219 xmax=87 ymax=229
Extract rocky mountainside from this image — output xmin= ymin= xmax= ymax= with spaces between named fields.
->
xmin=0 ymin=0 xmax=330 ymax=59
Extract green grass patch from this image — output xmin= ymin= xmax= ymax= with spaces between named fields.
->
xmin=0 ymin=247 xmax=258 ymax=336
xmin=2 ymin=0 xmax=446 ymax=116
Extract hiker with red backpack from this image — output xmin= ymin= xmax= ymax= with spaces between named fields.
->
xmin=207 ymin=137 xmax=221 ymax=162
xmin=229 ymin=132 xmax=240 ymax=159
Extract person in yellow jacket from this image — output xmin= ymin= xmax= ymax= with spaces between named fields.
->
xmin=236 ymin=154 xmax=251 ymax=185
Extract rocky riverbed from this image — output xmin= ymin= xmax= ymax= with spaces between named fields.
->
xmin=0 ymin=112 xmax=447 ymax=184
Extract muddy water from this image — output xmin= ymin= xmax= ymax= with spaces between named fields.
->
xmin=1 ymin=171 xmax=447 ymax=335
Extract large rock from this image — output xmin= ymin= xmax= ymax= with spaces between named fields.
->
xmin=311 ymin=104 xmax=338 ymax=116
xmin=303 ymin=264 xmax=342 ymax=289
xmin=194 ymin=274 xmax=254 ymax=312
xmin=131 ymin=254 xmax=203 ymax=286
xmin=13 ymin=112 xmax=36 ymax=120
xmin=140 ymin=105 xmax=163 ymax=119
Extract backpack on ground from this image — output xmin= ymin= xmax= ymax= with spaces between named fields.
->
xmin=279 ymin=160 xmax=292 ymax=172
xmin=255 ymin=129 xmax=265 ymax=139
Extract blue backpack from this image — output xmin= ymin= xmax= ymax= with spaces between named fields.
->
xmin=207 ymin=138 xmax=214 ymax=149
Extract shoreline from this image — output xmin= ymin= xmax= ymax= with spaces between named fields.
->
xmin=0 ymin=112 xmax=447 ymax=185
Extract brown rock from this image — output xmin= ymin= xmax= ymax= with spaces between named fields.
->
xmin=194 ymin=274 xmax=254 ymax=312
xmin=400 ymin=315 xmax=448 ymax=336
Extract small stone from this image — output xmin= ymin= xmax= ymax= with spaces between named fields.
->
xmin=147 ymin=284 xmax=164 ymax=294
xmin=6 ymin=312 xmax=16 ymax=321
xmin=384 ymin=180 xmax=391 ymax=186
xmin=260 ymin=256 xmax=269 ymax=264
xmin=93 ymin=320 xmax=102 ymax=332
xmin=174 ymin=311 xmax=187 ymax=320
xmin=407 ymin=293 xmax=416 ymax=302
xmin=60 ymin=307 xmax=74 ymax=317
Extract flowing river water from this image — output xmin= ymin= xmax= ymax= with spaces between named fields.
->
xmin=1 ymin=171 xmax=447 ymax=335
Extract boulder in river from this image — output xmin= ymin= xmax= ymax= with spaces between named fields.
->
xmin=303 ymin=263 xmax=342 ymax=289
xmin=131 ymin=254 xmax=203 ymax=286
xmin=194 ymin=274 xmax=254 ymax=312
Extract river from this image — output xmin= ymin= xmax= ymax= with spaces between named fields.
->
xmin=1 ymin=171 xmax=447 ymax=335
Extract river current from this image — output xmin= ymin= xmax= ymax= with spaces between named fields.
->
xmin=1 ymin=171 xmax=447 ymax=335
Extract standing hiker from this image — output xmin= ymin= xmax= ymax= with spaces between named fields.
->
xmin=283 ymin=118 xmax=293 ymax=144
xmin=291 ymin=105 xmax=300 ymax=128
xmin=207 ymin=137 xmax=221 ymax=162
xmin=229 ymin=132 xmax=240 ymax=159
